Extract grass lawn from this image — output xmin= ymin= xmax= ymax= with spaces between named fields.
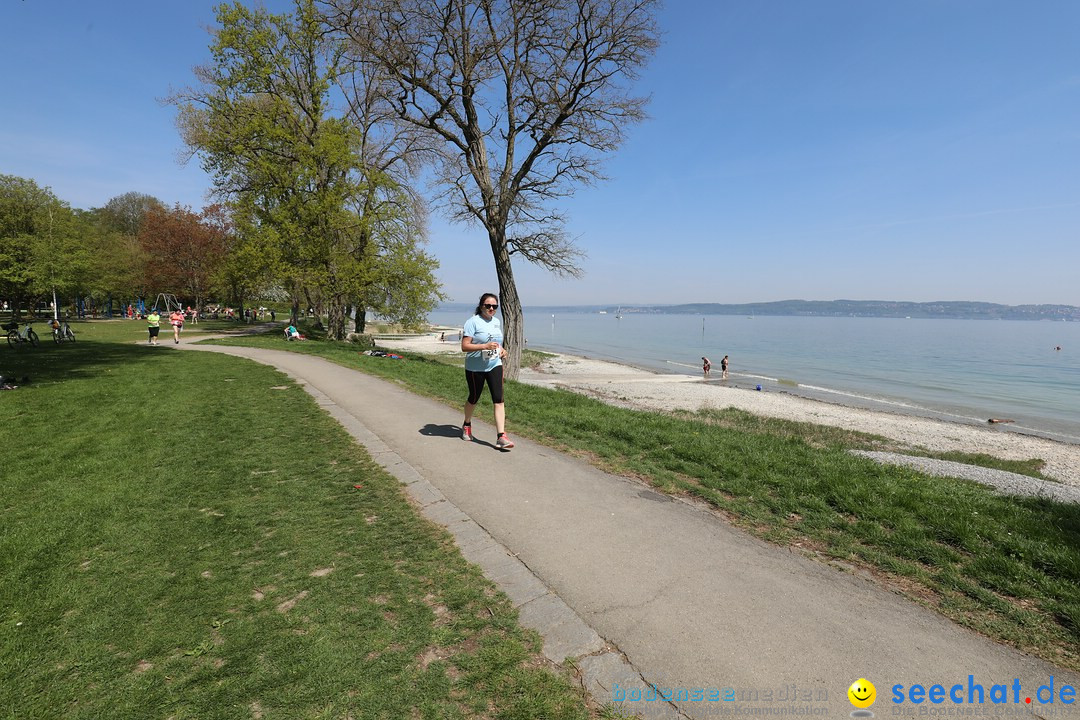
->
xmin=0 ymin=319 xmax=594 ymax=719
xmin=211 ymin=325 xmax=1080 ymax=672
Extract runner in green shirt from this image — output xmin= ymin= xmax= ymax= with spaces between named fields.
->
xmin=147 ymin=311 xmax=160 ymax=346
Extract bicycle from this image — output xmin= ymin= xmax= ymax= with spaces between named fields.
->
xmin=3 ymin=321 xmax=40 ymax=347
xmin=51 ymin=320 xmax=76 ymax=344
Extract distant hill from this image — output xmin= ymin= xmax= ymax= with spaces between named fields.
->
xmin=437 ymin=300 xmax=1079 ymax=320
xmin=517 ymin=300 xmax=1080 ymax=321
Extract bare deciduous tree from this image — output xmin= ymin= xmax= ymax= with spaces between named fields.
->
xmin=324 ymin=0 xmax=659 ymax=377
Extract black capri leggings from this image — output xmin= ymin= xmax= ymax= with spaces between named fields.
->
xmin=465 ymin=366 xmax=504 ymax=405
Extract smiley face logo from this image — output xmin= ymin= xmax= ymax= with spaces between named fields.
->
xmin=848 ymin=678 xmax=876 ymax=709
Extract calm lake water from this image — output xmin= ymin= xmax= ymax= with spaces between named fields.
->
xmin=427 ymin=310 xmax=1080 ymax=445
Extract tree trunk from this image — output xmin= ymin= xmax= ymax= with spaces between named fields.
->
xmin=304 ymin=287 xmax=324 ymax=330
xmin=291 ymin=298 xmax=300 ymax=326
xmin=490 ymin=231 xmax=522 ymax=380
xmin=354 ymin=305 xmax=367 ymax=334
xmin=327 ymin=296 xmax=347 ymax=340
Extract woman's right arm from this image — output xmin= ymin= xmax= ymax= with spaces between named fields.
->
xmin=461 ymin=336 xmax=497 ymax=352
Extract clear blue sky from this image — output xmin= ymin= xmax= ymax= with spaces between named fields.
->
xmin=3 ymin=1 xmax=1079 ymax=307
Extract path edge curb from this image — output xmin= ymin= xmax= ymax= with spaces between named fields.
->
xmin=299 ymin=376 xmax=685 ymax=719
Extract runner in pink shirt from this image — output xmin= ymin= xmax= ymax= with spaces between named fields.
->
xmin=170 ymin=310 xmax=184 ymax=344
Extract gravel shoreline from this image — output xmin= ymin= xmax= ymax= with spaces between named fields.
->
xmin=376 ymin=333 xmax=1080 ymax=493
xmin=849 ymin=451 xmax=1080 ymax=503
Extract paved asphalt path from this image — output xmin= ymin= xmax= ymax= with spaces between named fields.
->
xmin=184 ymin=343 xmax=1078 ymax=719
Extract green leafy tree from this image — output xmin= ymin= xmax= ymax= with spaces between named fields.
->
xmin=82 ymin=211 xmax=148 ymax=315
xmin=0 ymin=175 xmax=45 ymax=316
xmin=351 ymin=181 xmax=445 ymax=331
xmin=173 ymin=0 xmax=394 ymax=338
xmin=172 ymin=0 xmax=444 ymax=339
xmin=27 ymin=201 xmax=91 ymax=319
xmin=81 ymin=191 xmax=166 ymax=315
xmin=357 ymin=241 xmax=444 ymax=331
xmin=214 ymin=200 xmax=282 ymax=314
xmin=326 ymin=0 xmax=659 ymax=377
xmin=0 ymin=174 xmax=89 ymax=318
xmin=100 ymin=192 xmax=165 ymax=237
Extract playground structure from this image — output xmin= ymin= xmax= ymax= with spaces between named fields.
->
xmin=17 ymin=294 xmax=186 ymax=319
xmin=150 ymin=293 xmax=183 ymax=315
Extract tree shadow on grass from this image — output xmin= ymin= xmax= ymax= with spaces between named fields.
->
xmin=0 ymin=316 xmax=292 ymax=384
xmin=0 ymin=339 xmax=196 ymax=390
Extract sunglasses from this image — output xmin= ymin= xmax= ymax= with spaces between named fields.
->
xmin=483 ymin=303 xmax=498 ymax=309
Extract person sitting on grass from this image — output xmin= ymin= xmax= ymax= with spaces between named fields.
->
xmin=285 ymin=324 xmax=304 ymax=341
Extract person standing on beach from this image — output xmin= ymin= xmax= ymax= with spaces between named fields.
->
xmin=461 ymin=293 xmax=515 ymax=450
xmin=146 ymin=310 xmax=160 ymax=345
xmin=721 ymin=355 xmax=729 ymax=380
xmin=702 ymin=356 xmax=711 ymax=378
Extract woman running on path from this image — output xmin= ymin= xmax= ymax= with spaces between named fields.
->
xmin=460 ymin=293 xmax=514 ymax=450
xmin=146 ymin=311 xmax=160 ymax=345
xmin=170 ymin=309 xmax=184 ymax=344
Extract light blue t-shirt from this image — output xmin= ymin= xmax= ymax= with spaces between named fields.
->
xmin=463 ymin=314 xmax=503 ymax=372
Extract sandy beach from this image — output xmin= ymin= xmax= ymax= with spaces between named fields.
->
xmin=377 ymin=332 xmax=1080 ymax=488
